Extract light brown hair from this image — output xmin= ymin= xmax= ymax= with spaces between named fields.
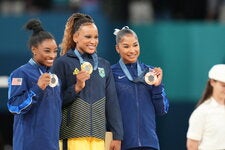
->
xmin=60 ymin=13 xmax=94 ymax=55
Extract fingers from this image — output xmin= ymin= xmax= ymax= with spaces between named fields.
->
xmin=152 ymin=67 xmax=163 ymax=86
xmin=74 ymin=70 xmax=90 ymax=93
xmin=152 ymin=67 xmax=162 ymax=76
xmin=37 ymin=73 xmax=51 ymax=90
xmin=76 ymin=70 xmax=90 ymax=81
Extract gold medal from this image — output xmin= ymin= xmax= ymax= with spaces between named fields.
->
xmin=144 ymin=72 xmax=157 ymax=85
xmin=49 ymin=74 xmax=58 ymax=87
xmin=81 ymin=62 xmax=93 ymax=74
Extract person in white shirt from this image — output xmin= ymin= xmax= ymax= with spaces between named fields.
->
xmin=186 ymin=64 xmax=225 ymax=150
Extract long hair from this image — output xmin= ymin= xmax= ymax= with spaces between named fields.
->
xmin=196 ymin=80 xmax=213 ymax=107
xmin=60 ymin=13 xmax=94 ymax=55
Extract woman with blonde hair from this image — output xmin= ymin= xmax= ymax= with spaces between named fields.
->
xmin=51 ymin=13 xmax=123 ymax=150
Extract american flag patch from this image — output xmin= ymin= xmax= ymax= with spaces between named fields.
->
xmin=11 ymin=78 xmax=23 ymax=86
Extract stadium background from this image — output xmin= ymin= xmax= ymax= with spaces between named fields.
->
xmin=1 ymin=0 xmax=225 ymax=149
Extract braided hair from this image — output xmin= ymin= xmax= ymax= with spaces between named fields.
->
xmin=60 ymin=13 xmax=95 ymax=55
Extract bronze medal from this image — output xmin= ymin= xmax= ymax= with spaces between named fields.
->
xmin=144 ymin=72 xmax=157 ymax=85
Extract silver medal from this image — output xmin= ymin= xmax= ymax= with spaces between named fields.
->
xmin=49 ymin=74 xmax=58 ymax=87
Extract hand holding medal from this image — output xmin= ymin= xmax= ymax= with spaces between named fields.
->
xmin=145 ymin=67 xmax=162 ymax=86
xmin=73 ymin=61 xmax=93 ymax=93
xmin=37 ymin=73 xmax=58 ymax=89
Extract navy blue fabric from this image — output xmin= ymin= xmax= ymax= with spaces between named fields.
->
xmin=8 ymin=59 xmax=62 ymax=150
xmin=51 ymin=49 xmax=123 ymax=140
xmin=111 ymin=62 xmax=169 ymax=150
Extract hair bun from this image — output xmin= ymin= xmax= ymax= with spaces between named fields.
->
xmin=25 ymin=19 xmax=44 ymax=34
xmin=122 ymin=26 xmax=129 ymax=30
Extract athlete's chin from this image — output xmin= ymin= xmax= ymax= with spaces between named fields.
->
xmin=44 ymin=62 xmax=53 ymax=67
xmin=86 ymin=49 xmax=96 ymax=54
xmin=127 ymin=58 xmax=138 ymax=63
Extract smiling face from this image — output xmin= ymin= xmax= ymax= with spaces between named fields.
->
xmin=73 ymin=23 xmax=99 ymax=54
xmin=32 ymin=39 xmax=58 ymax=67
xmin=116 ymin=33 xmax=140 ymax=64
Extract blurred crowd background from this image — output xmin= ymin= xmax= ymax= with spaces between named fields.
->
xmin=1 ymin=0 xmax=225 ymax=22
xmin=1 ymin=0 xmax=225 ymax=150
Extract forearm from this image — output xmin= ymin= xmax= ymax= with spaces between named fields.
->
xmin=187 ymin=138 xmax=199 ymax=150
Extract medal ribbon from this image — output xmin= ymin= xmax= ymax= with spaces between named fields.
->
xmin=119 ymin=58 xmax=145 ymax=82
xmin=74 ymin=49 xmax=98 ymax=70
xmin=29 ymin=58 xmax=49 ymax=75
xmin=29 ymin=58 xmax=58 ymax=87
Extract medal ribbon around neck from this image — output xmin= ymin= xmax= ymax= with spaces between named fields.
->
xmin=29 ymin=58 xmax=47 ymax=75
xmin=29 ymin=58 xmax=58 ymax=87
xmin=119 ymin=58 xmax=143 ymax=82
xmin=74 ymin=49 xmax=98 ymax=70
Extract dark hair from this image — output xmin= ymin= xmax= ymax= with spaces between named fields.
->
xmin=60 ymin=13 xmax=95 ymax=55
xmin=73 ymin=13 xmax=94 ymax=33
xmin=24 ymin=19 xmax=55 ymax=49
xmin=114 ymin=26 xmax=138 ymax=44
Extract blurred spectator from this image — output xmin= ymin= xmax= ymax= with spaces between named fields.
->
xmin=206 ymin=0 xmax=225 ymax=22
xmin=79 ymin=0 xmax=99 ymax=14
xmin=152 ymin=0 xmax=171 ymax=20
xmin=206 ymin=0 xmax=221 ymax=20
xmin=68 ymin=0 xmax=81 ymax=11
xmin=101 ymin=0 xmax=129 ymax=21
xmin=218 ymin=1 xmax=225 ymax=22
xmin=170 ymin=0 xmax=207 ymax=20
xmin=25 ymin=0 xmax=53 ymax=12
xmin=0 ymin=0 xmax=54 ymax=15
xmin=128 ymin=0 xmax=154 ymax=24
xmin=0 ymin=0 xmax=25 ymax=16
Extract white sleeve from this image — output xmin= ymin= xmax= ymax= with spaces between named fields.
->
xmin=186 ymin=107 xmax=206 ymax=140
